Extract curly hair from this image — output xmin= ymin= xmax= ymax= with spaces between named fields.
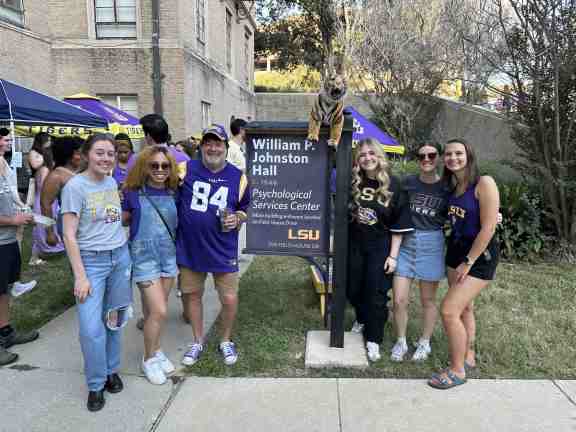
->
xmin=351 ymin=138 xmax=393 ymax=208
xmin=123 ymin=145 xmax=179 ymax=191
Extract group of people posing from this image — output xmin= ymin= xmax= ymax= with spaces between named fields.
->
xmin=348 ymin=138 xmax=500 ymax=390
xmin=0 ymin=116 xmax=499 ymax=412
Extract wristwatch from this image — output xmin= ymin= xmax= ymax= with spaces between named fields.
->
xmin=464 ymin=256 xmax=475 ymax=266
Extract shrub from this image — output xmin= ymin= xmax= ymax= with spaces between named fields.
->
xmin=497 ymin=182 xmax=546 ymax=260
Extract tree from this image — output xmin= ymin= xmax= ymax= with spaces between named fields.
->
xmin=448 ymin=0 xmax=576 ymax=245
xmin=344 ymin=0 xmax=460 ymax=152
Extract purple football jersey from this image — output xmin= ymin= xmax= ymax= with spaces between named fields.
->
xmin=176 ymin=160 xmax=250 ymax=273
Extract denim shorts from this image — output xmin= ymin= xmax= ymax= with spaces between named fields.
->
xmin=396 ymin=229 xmax=445 ymax=282
xmin=130 ymin=237 xmax=178 ymax=283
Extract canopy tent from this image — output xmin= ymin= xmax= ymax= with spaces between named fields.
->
xmin=0 ymin=78 xmax=108 ymax=168
xmin=0 ymin=79 xmax=108 ymax=130
xmin=63 ymin=94 xmax=144 ymax=140
xmin=15 ymin=94 xmax=145 ymax=140
xmin=345 ymin=106 xmax=404 ymax=155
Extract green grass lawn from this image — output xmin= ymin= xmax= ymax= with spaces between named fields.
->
xmin=10 ymin=228 xmax=75 ymax=332
xmin=188 ymin=256 xmax=576 ymax=379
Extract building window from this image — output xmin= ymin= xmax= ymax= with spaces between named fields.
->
xmin=98 ymin=94 xmax=139 ymax=118
xmin=0 ymin=0 xmax=24 ymax=27
xmin=201 ymin=101 xmax=212 ymax=129
xmin=94 ymin=0 xmax=137 ymax=39
xmin=244 ymin=29 xmax=252 ymax=86
xmin=196 ymin=0 xmax=206 ymax=43
xmin=225 ymin=8 xmax=233 ymax=72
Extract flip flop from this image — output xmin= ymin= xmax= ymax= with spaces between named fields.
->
xmin=428 ymin=370 xmax=467 ymax=390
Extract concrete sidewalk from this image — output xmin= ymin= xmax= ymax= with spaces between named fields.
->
xmin=1 ymin=244 xmax=576 ymax=431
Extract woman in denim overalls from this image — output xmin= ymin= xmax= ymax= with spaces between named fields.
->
xmin=122 ymin=146 xmax=179 ymax=386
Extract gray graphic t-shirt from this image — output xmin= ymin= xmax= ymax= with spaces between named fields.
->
xmin=0 ymin=170 xmax=17 ymax=245
xmin=61 ymin=174 xmax=126 ymax=251
xmin=402 ymin=175 xmax=449 ymax=231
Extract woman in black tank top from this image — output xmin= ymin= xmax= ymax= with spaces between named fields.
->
xmin=428 ymin=139 xmax=500 ymax=390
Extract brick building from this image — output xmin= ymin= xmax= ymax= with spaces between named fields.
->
xmin=0 ymin=0 xmax=256 ymax=140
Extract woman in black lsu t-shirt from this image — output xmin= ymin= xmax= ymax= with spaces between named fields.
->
xmin=347 ymin=138 xmax=413 ymax=362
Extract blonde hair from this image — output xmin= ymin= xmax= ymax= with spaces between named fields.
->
xmin=123 ymin=145 xmax=179 ymax=191
xmin=351 ymin=138 xmax=393 ymax=207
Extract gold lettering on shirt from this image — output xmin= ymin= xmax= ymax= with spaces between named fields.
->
xmin=360 ymin=187 xmax=376 ymax=202
xmin=447 ymin=205 xmax=466 ymax=219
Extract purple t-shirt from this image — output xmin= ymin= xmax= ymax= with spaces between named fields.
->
xmin=122 ymin=186 xmax=176 ymax=242
xmin=112 ymin=164 xmax=128 ymax=187
xmin=126 ymin=145 xmax=190 ymax=172
xmin=176 ymin=160 xmax=250 ymax=273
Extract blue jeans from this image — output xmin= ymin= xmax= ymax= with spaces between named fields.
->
xmin=77 ymin=244 xmax=132 ymax=391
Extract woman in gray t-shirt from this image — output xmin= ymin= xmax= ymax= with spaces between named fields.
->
xmin=61 ymin=134 xmax=132 ymax=412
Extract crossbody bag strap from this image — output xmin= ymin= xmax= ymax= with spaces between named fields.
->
xmin=140 ymin=187 xmax=176 ymax=244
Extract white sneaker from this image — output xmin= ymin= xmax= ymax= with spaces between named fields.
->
xmin=11 ymin=280 xmax=37 ymax=298
xmin=350 ymin=321 xmax=364 ymax=334
xmin=390 ymin=340 xmax=408 ymax=362
xmin=412 ymin=341 xmax=431 ymax=361
xmin=366 ymin=342 xmax=381 ymax=362
xmin=141 ymin=356 xmax=166 ymax=385
xmin=155 ymin=350 xmax=176 ymax=374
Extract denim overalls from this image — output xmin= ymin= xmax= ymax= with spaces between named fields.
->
xmin=130 ymin=188 xmax=178 ymax=283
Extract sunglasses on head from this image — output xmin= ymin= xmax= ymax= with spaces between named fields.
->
xmin=418 ymin=152 xmax=438 ymax=162
xmin=148 ymin=162 xmax=170 ymax=171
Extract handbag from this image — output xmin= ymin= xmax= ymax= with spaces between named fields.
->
xmin=141 ymin=187 xmax=176 ymax=244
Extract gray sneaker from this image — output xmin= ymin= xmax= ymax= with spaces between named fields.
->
xmin=0 ymin=346 xmax=18 ymax=366
xmin=0 ymin=329 xmax=39 ymax=349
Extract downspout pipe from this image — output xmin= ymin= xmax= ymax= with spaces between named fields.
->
xmin=151 ymin=0 xmax=163 ymax=115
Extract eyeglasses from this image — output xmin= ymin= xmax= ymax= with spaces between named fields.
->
xmin=148 ymin=162 xmax=170 ymax=171
xmin=418 ymin=152 xmax=438 ymax=162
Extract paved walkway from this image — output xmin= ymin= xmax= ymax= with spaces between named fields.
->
xmin=2 ymin=247 xmax=576 ymax=431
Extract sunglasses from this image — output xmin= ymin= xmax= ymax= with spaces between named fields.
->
xmin=148 ymin=162 xmax=170 ymax=171
xmin=418 ymin=152 xmax=438 ymax=162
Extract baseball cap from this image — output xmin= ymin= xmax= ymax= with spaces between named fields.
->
xmin=201 ymin=124 xmax=228 ymax=143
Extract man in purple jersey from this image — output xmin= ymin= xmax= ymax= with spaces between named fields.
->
xmin=177 ymin=125 xmax=250 ymax=367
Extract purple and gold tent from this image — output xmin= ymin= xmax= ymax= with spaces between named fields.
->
xmin=346 ymin=106 xmax=404 ymax=155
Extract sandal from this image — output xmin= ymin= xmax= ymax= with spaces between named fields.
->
xmin=428 ymin=370 xmax=467 ymax=390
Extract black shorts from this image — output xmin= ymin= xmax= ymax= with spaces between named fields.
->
xmin=0 ymin=242 xmax=21 ymax=295
xmin=445 ymin=237 xmax=499 ymax=281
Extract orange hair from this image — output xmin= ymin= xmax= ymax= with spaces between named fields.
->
xmin=123 ymin=145 xmax=179 ymax=191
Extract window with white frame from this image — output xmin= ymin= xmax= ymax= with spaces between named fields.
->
xmin=94 ymin=0 xmax=137 ymax=39
xmin=201 ymin=101 xmax=212 ymax=129
xmin=98 ymin=94 xmax=139 ymax=118
xmin=196 ymin=0 xmax=206 ymax=44
xmin=0 ymin=0 xmax=24 ymax=27
xmin=225 ymin=8 xmax=233 ymax=72
xmin=244 ymin=28 xmax=253 ymax=86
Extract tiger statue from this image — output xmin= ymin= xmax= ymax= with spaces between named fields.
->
xmin=307 ymin=73 xmax=348 ymax=148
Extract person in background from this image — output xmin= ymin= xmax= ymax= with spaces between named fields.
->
xmin=227 ymin=118 xmax=247 ymax=172
xmin=42 ymin=136 xmax=83 ymax=247
xmin=122 ymin=146 xmax=179 ymax=385
xmin=347 ymin=138 xmax=413 ymax=362
xmin=28 ymin=133 xmax=66 ymax=264
xmin=61 ymin=134 xmax=132 ymax=412
xmin=428 ymin=138 xmax=500 ymax=390
xmin=0 ymin=128 xmax=40 ymax=366
xmin=388 ymin=143 xmax=449 ymax=362
xmin=112 ymin=133 xmax=133 ymax=190
xmin=177 ymin=125 xmax=250 ymax=367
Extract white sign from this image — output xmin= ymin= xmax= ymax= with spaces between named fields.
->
xmin=10 ymin=151 xmax=23 ymax=168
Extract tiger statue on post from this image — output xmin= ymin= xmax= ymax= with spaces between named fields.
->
xmin=307 ymin=72 xmax=348 ymax=148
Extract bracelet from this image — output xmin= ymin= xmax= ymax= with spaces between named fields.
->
xmin=388 ymin=256 xmax=397 ymax=261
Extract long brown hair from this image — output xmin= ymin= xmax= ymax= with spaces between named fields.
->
xmin=351 ymin=138 xmax=393 ymax=207
xmin=441 ymin=138 xmax=480 ymax=188
xmin=123 ymin=145 xmax=179 ymax=191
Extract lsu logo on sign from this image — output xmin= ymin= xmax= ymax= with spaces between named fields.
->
xmin=288 ymin=229 xmax=320 ymax=241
